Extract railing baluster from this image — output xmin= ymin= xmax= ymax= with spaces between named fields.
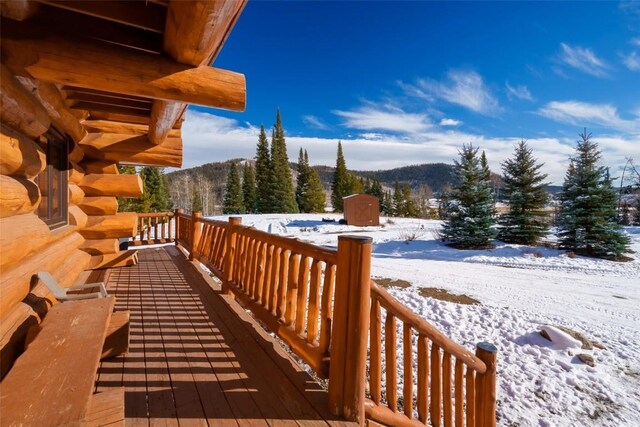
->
xmin=403 ymin=323 xmax=413 ymax=418
xmin=254 ymin=241 xmax=266 ymax=301
xmin=285 ymin=253 xmax=300 ymax=325
xmin=455 ymin=358 xmax=463 ymax=427
xmin=443 ymin=352 xmax=452 ymax=427
xmin=261 ymin=244 xmax=273 ymax=304
xmin=275 ymin=249 xmax=290 ymax=320
xmin=431 ymin=343 xmax=441 ymax=427
xmin=417 ymin=334 xmax=429 ymax=423
xmin=318 ymin=263 xmax=336 ymax=356
xmin=295 ymin=256 xmax=310 ymax=334
xmin=370 ymin=298 xmax=381 ymax=405
xmin=306 ymin=259 xmax=322 ymax=343
xmin=466 ymin=368 xmax=475 ymax=427
xmin=267 ymin=247 xmax=281 ymax=313
xmin=385 ymin=312 xmax=397 ymax=412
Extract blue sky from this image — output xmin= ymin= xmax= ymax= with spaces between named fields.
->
xmin=183 ymin=1 xmax=640 ymax=184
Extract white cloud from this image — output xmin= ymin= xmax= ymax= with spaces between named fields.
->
xmin=181 ymin=109 xmax=639 ymax=185
xmin=333 ymin=105 xmax=432 ymax=134
xmin=505 ymin=82 xmax=534 ymax=101
xmin=439 ymin=118 xmax=462 ymax=126
xmin=558 ymin=43 xmax=609 ymax=77
xmin=631 ymin=37 xmax=640 ymax=47
xmin=538 ymin=100 xmax=640 ymax=133
xmin=622 ymin=51 xmax=640 ymax=71
xmin=302 ymin=115 xmax=329 ymax=130
xmin=403 ymin=69 xmax=501 ymax=116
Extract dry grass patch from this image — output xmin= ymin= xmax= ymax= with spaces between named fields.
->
xmin=418 ymin=287 xmax=480 ymax=305
xmin=374 ymin=277 xmax=411 ymax=288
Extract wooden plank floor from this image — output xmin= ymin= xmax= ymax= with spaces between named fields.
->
xmin=96 ymin=245 xmax=354 ymax=427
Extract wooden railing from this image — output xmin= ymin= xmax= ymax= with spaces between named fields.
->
xmin=366 ymin=282 xmax=497 ymax=427
xmin=170 ymin=210 xmax=497 ymax=425
xmin=130 ymin=211 xmax=175 ymax=246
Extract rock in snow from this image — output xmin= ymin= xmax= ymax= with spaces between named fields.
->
xmin=539 ymin=325 xmax=583 ymax=349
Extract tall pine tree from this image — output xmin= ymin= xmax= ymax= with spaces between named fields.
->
xmin=242 ymin=162 xmax=257 ymax=213
xmin=331 ymin=141 xmax=350 ymax=212
xmin=557 ymin=130 xmax=630 ymax=258
xmin=498 ymin=140 xmax=550 ymax=244
xmin=441 ymin=144 xmax=496 ymax=248
xmin=268 ymin=110 xmax=298 ymax=213
xmin=223 ymin=162 xmax=244 ymax=214
xmin=296 ymin=149 xmax=326 ymax=212
xmin=255 ymin=125 xmax=271 ymax=213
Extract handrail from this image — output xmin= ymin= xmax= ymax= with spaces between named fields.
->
xmin=130 ymin=211 xmax=175 ymax=246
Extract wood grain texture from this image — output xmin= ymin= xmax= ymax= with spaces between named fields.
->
xmin=80 ymin=132 xmax=182 ymax=167
xmin=0 ymin=175 xmax=40 ymax=218
xmin=78 ymin=196 xmax=119 ymax=216
xmin=0 ymin=64 xmax=50 ymax=139
xmin=0 ymin=297 xmax=115 ymax=427
xmin=80 ymin=238 xmax=120 ymax=256
xmin=0 ymin=124 xmax=46 ymax=178
xmin=0 ymin=213 xmax=50 ymax=272
xmin=80 ymin=212 xmax=138 ymax=239
xmin=0 ymin=0 xmax=39 ymax=20
xmin=80 ymin=160 xmax=119 ymax=175
xmin=79 ymin=173 xmax=143 ymax=198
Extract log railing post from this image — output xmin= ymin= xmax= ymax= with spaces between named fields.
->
xmin=189 ymin=211 xmax=202 ymax=260
xmin=475 ymin=342 xmax=498 ymax=427
xmin=328 ymin=235 xmax=372 ymax=424
xmin=174 ymin=208 xmax=183 ymax=246
xmin=223 ymin=217 xmax=242 ymax=294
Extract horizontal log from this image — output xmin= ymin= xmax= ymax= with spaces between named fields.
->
xmin=0 ymin=0 xmax=39 ymax=21
xmin=79 ymin=174 xmax=143 ymax=198
xmin=79 ymin=212 xmax=138 ymax=239
xmin=80 ymin=160 xmax=119 ymax=175
xmin=89 ymin=250 xmax=138 ymax=270
xmin=0 ymin=124 xmax=46 ymax=178
xmin=0 ymin=175 xmax=40 ymax=218
xmin=80 ymin=133 xmax=182 ymax=167
xmin=78 ymin=196 xmax=118 ymax=216
xmin=68 ymin=161 xmax=85 ymax=184
xmin=0 ymin=231 xmax=83 ymax=317
xmin=82 ymin=119 xmax=181 ymax=137
xmin=0 ymin=303 xmax=39 ymax=379
xmin=69 ymin=183 xmax=85 ymax=205
xmin=14 ymin=77 xmax=87 ymax=144
xmin=68 ymin=204 xmax=88 ymax=229
xmin=0 ymin=64 xmax=50 ymax=140
xmin=148 ymin=100 xmax=185 ymax=145
xmin=68 ymin=140 xmax=85 ymax=163
xmin=80 ymin=238 xmax=119 ymax=256
xmin=0 ymin=214 xmax=50 ymax=272
xmin=2 ymin=21 xmax=246 ymax=111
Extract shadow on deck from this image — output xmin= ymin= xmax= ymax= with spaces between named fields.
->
xmin=96 ymin=246 xmax=352 ymax=426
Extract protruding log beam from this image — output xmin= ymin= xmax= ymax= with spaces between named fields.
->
xmin=148 ymin=101 xmax=185 ymax=145
xmin=69 ymin=183 xmax=85 ymax=205
xmin=80 ymin=160 xmax=119 ymax=175
xmin=0 ymin=231 xmax=83 ymax=317
xmin=80 ymin=133 xmax=182 ymax=167
xmin=0 ymin=124 xmax=46 ymax=179
xmin=77 ymin=197 xmax=118 ymax=216
xmin=0 ymin=64 xmax=50 ymax=139
xmin=79 ymin=174 xmax=143 ymax=198
xmin=2 ymin=22 xmax=246 ymax=112
xmin=79 ymin=238 xmax=119 ymax=256
xmin=68 ymin=161 xmax=85 ymax=184
xmin=79 ymin=212 xmax=138 ymax=240
xmin=0 ymin=214 xmax=50 ymax=272
xmin=0 ymin=0 xmax=39 ymax=21
xmin=68 ymin=140 xmax=85 ymax=163
xmin=89 ymin=250 xmax=138 ymax=270
xmin=0 ymin=175 xmax=40 ymax=218
xmin=82 ymin=120 xmax=181 ymax=138
xmin=13 ymin=77 xmax=87 ymax=143
xmin=68 ymin=204 xmax=88 ymax=229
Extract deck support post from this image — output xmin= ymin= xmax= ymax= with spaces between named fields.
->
xmin=189 ymin=211 xmax=202 ymax=260
xmin=328 ymin=235 xmax=372 ymax=424
xmin=223 ymin=217 xmax=242 ymax=295
xmin=475 ymin=342 xmax=498 ymax=427
xmin=174 ymin=208 xmax=183 ymax=246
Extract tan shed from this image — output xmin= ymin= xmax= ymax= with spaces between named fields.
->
xmin=342 ymin=194 xmax=380 ymax=226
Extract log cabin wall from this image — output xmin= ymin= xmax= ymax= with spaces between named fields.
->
xmin=0 ymin=0 xmax=247 ymax=377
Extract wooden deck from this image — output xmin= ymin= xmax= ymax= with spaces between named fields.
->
xmin=96 ymin=245 xmax=354 ymax=427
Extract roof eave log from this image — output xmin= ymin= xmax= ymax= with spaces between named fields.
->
xmin=80 ymin=132 xmax=182 ymax=168
xmin=148 ymin=0 xmax=247 ymax=145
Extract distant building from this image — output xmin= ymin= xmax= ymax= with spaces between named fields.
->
xmin=343 ymin=194 xmax=380 ymax=226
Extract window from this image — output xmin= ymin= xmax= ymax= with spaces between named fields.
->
xmin=36 ymin=133 xmax=69 ymax=229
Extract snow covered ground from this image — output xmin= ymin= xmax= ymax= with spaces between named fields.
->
xmin=206 ymin=213 xmax=640 ymax=426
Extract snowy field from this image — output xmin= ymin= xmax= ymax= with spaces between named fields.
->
xmin=205 ymin=213 xmax=640 ymax=427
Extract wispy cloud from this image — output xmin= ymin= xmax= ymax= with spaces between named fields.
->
xmin=505 ymin=82 xmax=534 ymax=101
xmin=439 ymin=118 xmax=462 ymax=127
xmin=558 ymin=43 xmax=609 ymax=77
xmin=538 ymin=100 xmax=640 ymax=133
xmin=622 ymin=51 xmax=640 ymax=71
xmin=181 ymin=109 xmax=639 ymax=185
xmin=302 ymin=115 xmax=329 ymax=130
xmin=631 ymin=37 xmax=640 ymax=47
xmin=333 ymin=104 xmax=432 ymax=134
xmin=402 ymin=69 xmax=501 ymax=116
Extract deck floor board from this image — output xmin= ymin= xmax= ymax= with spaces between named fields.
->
xmin=97 ymin=246 xmax=351 ymax=427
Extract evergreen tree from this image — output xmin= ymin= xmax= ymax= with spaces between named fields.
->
xmin=331 ymin=141 xmax=350 ymax=212
xmin=557 ymin=130 xmax=630 ymax=258
xmin=140 ymin=167 xmax=171 ymax=212
xmin=191 ymin=188 xmax=203 ymax=212
xmin=346 ymin=172 xmax=364 ymax=195
xmin=392 ymin=179 xmax=402 ymax=216
xmin=441 ymin=144 xmax=497 ymax=248
xmin=366 ymin=179 xmax=385 ymax=212
xmin=223 ymin=162 xmax=244 ymax=214
xmin=401 ymin=184 xmax=420 ymax=217
xmin=255 ymin=125 xmax=271 ymax=213
xmin=381 ymin=191 xmax=394 ymax=215
xmin=296 ymin=149 xmax=326 ymax=212
xmin=296 ymin=148 xmax=309 ymax=209
xmin=268 ymin=111 xmax=299 ymax=213
xmin=498 ymin=140 xmax=550 ymax=244
xmin=634 ymin=198 xmax=640 ymax=226
xmin=242 ymin=162 xmax=257 ymax=213
xmin=117 ymin=166 xmax=142 ymax=212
